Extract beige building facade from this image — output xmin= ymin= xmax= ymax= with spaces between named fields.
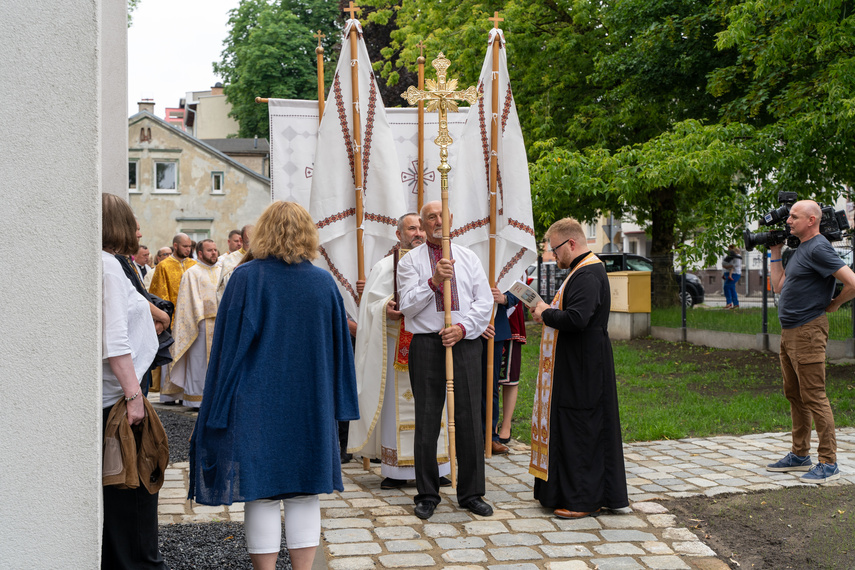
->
xmin=128 ymin=111 xmax=271 ymax=253
xmin=184 ymin=83 xmax=240 ymax=139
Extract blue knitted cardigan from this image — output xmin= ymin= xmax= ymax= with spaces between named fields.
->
xmin=189 ymin=258 xmax=359 ymax=506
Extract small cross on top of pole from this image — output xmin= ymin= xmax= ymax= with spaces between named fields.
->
xmin=415 ymin=40 xmax=427 ymax=59
xmin=344 ymin=1 xmax=361 ymax=19
xmin=313 ymin=30 xmax=325 ymax=48
xmin=488 ymin=11 xmax=503 ymax=28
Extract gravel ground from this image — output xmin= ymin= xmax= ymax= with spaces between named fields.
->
xmin=156 ymin=406 xmax=195 ymax=464
xmin=159 ymin=522 xmax=292 ymax=569
xmin=156 ymin=408 xmax=294 ymax=570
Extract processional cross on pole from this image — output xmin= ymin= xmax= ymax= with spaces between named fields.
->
xmin=401 ymin=53 xmax=480 ymax=488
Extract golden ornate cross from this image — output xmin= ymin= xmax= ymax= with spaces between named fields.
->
xmin=401 ymin=53 xmax=479 ymax=149
xmin=415 ymin=40 xmax=426 ymax=59
xmin=313 ymin=30 xmax=325 ymax=48
xmin=344 ymin=1 xmax=360 ymax=19
xmin=488 ymin=11 xmax=503 ymax=28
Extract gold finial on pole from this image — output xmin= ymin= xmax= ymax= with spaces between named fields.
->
xmin=401 ymin=53 xmax=481 ymax=489
xmin=314 ymin=30 xmax=326 ymax=121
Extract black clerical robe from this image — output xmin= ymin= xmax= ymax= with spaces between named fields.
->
xmin=533 ymin=254 xmax=628 ymax=512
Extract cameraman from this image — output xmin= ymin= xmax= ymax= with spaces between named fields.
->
xmin=766 ymin=200 xmax=855 ymax=483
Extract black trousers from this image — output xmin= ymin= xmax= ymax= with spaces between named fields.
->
xmin=102 ymin=407 xmax=168 ymax=570
xmin=409 ymin=334 xmax=485 ymax=506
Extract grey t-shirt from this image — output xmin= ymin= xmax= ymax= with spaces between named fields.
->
xmin=778 ymin=235 xmax=844 ymax=329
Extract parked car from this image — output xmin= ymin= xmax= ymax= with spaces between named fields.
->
xmin=597 ymin=253 xmax=705 ymax=308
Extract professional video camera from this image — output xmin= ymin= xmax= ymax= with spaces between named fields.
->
xmin=743 ymin=191 xmax=850 ymax=251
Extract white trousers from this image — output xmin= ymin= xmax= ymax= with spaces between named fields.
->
xmin=244 ymin=495 xmax=320 ymax=553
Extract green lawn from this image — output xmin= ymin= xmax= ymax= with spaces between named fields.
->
xmin=652 ymin=304 xmax=854 ymax=341
xmin=506 ymin=323 xmax=855 ymax=444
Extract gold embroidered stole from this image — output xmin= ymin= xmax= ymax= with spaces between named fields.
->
xmin=529 ymin=253 xmax=602 ymax=481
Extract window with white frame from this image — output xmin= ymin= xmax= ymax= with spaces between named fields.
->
xmin=128 ymin=161 xmax=139 ymax=192
xmin=211 ymin=172 xmax=224 ymax=194
xmin=587 ymin=222 xmax=597 ymax=239
xmin=154 ymin=161 xmax=177 ymax=192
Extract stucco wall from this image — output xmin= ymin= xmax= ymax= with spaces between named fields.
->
xmin=129 ymin=115 xmax=271 ymax=253
xmin=0 ymin=0 xmax=113 ymax=566
xmin=196 ymin=93 xmax=240 ymax=139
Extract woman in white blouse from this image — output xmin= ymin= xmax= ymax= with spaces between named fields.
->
xmin=101 ymin=193 xmax=166 ymax=569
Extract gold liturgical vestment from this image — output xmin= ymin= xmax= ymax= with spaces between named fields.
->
xmin=169 ymin=262 xmax=220 ymax=408
xmin=149 ymin=255 xmax=196 ymax=399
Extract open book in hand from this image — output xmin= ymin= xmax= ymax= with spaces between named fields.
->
xmin=508 ymin=281 xmax=544 ymax=310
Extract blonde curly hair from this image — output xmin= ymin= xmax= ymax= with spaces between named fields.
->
xmin=249 ymin=201 xmax=319 ymax=264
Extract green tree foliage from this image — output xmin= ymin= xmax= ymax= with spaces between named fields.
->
xmin=128 ymin=0 xmax=141 ymax=27
xmin=214 ymin=0 xmax=341 ymax=138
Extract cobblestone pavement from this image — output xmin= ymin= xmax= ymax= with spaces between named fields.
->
xmin=159 ymin=427 xmax=855 ymax=569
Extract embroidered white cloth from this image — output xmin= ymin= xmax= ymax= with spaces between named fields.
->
xmin=447 ymin=29 xmax=537 ymax=292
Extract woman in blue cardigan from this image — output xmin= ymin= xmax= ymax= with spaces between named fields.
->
xmin=189 ymin=201 xmax=359 ymax=570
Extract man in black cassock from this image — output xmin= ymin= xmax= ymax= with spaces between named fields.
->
xmin=530 ymin=217 xmax=628 ymax=519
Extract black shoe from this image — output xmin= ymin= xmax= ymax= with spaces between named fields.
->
xmin=370 ymin=457 xmax=381 ymax=464
xmin=497 ymin=435 xmax=511 ymax=444
xmin=340 ymin=451 xmax=353 ymax=464
xmin=439 ymin=476 xmax=452 ymax=487
xmin=461 ymin=497 xmax=493 ymax=517
xmin=414 ymin=501 xmax=436 ymax=520
xmin=381 ymin=477 xmax=407 ymax=489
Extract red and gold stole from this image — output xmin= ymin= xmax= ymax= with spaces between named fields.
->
xmin=393 ymin=248 xmax=413 ymax=371
xmin=529 ymin=252 xmax=602 ymax=481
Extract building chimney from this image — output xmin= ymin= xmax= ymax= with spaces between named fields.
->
xmin=138 ymin=98 xmax=155 ymax=114
xmin=211 ymin=82 xmax=224 ymax=96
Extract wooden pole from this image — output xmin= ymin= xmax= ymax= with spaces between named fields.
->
xmin=314 ymin=30 xmax=326 ymax=121
xmin=416 ymin=41 xmax=426 ymax=213
xmin=344 ymin=2 xmax=366 ymax=296
xmin=484 ymin=11 xmax=503 ymax=458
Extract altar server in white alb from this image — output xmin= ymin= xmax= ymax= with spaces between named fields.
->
xmin=169 ymin=239 xmax=221 ymax=408
xmin=397 ymin=201 xmax=495 ymax=520
xmin=349 ymin=213 xmax=452 ymax=489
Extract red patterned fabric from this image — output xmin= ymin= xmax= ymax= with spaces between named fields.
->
xmin=426 ymin=242 xmax=459 ymax=312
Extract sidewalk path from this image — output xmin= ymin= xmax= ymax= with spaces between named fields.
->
xmin=158 ymin=423 xmax=855 ymax=569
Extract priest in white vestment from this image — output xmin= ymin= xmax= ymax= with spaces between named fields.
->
xmin=348 ymin=213 xmax=451 ymax=489
xmin=169 ymin=239 xmax=221 ymax=408
xmin=217 ymin=224 xmax=253 ymax=301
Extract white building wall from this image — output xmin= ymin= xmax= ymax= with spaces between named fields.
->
xmin=0 ymin=0 xmax=123 ymax=566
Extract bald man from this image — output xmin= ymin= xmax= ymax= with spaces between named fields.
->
xmin=766 ymin=200 xmax=855 ymax=483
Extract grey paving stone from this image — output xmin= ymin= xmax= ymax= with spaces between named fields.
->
xmin=489 ymin=533 xmax=542 ymax=546
xmin=589 ymin=556 xmax=644 ymax=569
xmin=599 ymin=529 xmax=658 ymax=542
xmin=647 ymin=514 xmax=677 ymax=528
xmin=374 ymin=515 xmax=422 ymax=526
xmin=488 ymin=547 xmax=543 ymax=561
xmin=673 ymin=541 xmax=717 ymax=556
xmin=436 ymin=537 xmax=487 ymax=550
xmin=597 ymin=515 xmax=647 ymax=528
xmin=553 ymin=517 xmax=602 ymax=531
xmin=512 ymin=508 xmax=553 ymax=518
xmin=539 ymin=544 xmax=593 ymax=558
xmin=487 ymin=564 xmax=540 ymax=570
xmin=422 ymin=523 xmax=460 ymax=538
xmin=542 ymin=531 xmax=599 ymax=544
xmin=463 ymin=520 xmax=509 ymax=535
xmin=324 ymin=508 xmax=366 ymax=519
xmin=328 ymin=543 xmax=382 ymax=556
xmin=662 ymin=528 xmax=697 ymax=541
xmin=543 ymin=562 xmax=591 ymax=570
xmin=328 ymin=557 xmax=377 ymax=570
xmin=442 ymin=549 xmax=489 ymax=563
xmin=383 ymin=496 xmax=413 ymax=505
xmin=507 ymin=518 xmax=557 ymax=533
xmin=630 ymin=502 xmax=669 ymax=514
xmin=384 ymin=539 xmax=433 ymax=552
xmin=378 ymin=553 xmax=436 ymax=567
xmin=430 ymin=512 xmax=474 ymax=523
xmin=592 ymin=543 xmax=645 ymax=555
xmin=374 ymin=526 xmax=420 ymax=540
xmin=325 ymin=529 xmax=373 ymax=544
xmin=642 ymin=541 xmax=673 ymax=554
xmin=641 ymin=555 xmax=691 ymax=569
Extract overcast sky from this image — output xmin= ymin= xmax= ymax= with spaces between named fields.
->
xmin=127 ymin=0 xmax=239 ymax=118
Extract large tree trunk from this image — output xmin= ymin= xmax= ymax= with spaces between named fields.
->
xmin=650 ymin=186 xmax=678 ymax=308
